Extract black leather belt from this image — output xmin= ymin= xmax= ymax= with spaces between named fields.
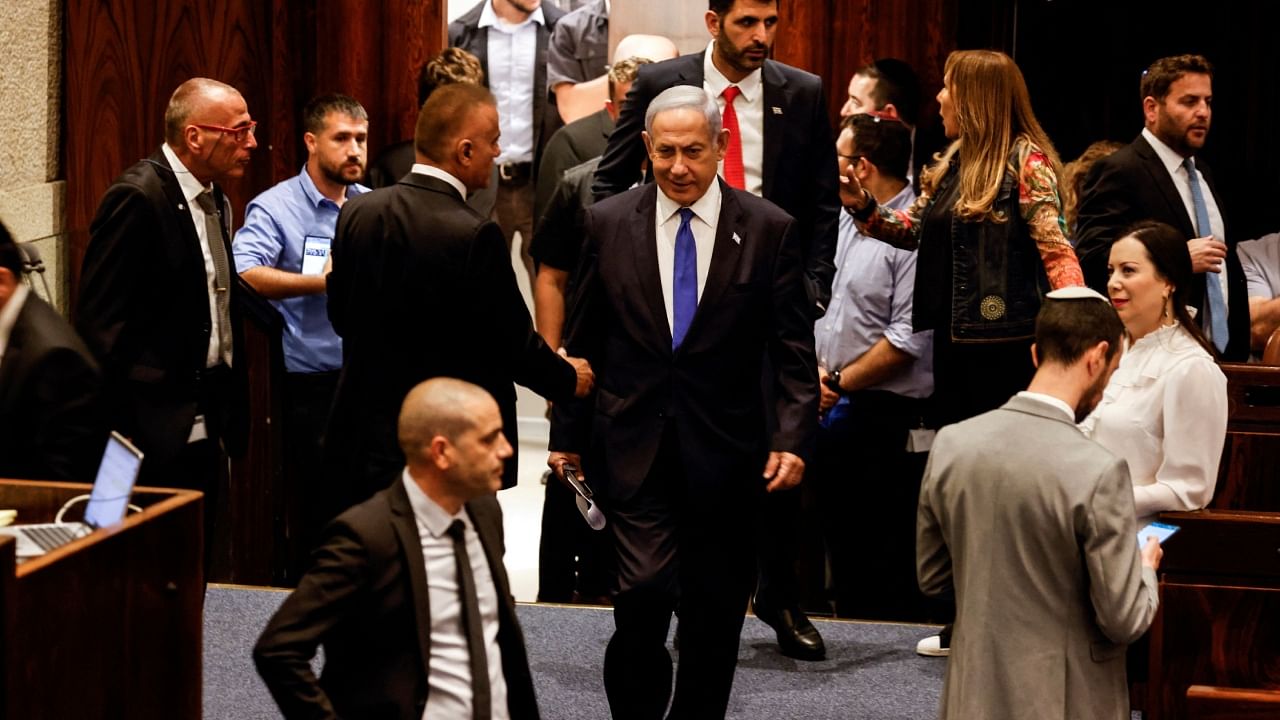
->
xmin=498 ymin=161 xmax=533 ymax=184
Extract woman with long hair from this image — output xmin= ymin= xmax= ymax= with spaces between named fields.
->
xmin=841 ymin=49 xmax=1084 ymax=426
xmin=1080 ymin=220 xmax=1228 ymax=522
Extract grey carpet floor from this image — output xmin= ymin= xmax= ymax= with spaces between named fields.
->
xmin=205 ymin=585 xmax=948 ymax=719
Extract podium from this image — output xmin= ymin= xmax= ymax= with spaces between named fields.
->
xmin=0 ymin=479 xmax=203 ymax=719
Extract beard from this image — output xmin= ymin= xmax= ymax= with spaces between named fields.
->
xmin=715 ymin=30 xmax=768 ymax=76
xmin=1074 ymin=369 xmax=1112 ymax=423
xmin=321 ymin=157 xmax=364 ymax=186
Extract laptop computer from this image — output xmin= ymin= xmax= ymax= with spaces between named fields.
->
xmin=0 ymin=431 xmax=144 ymax=560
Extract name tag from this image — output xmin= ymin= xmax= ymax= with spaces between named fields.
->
xmin=907 ymin=428 xmax=936 ymax=454
xmin=188 ymin=414 xmax=208 ymax=443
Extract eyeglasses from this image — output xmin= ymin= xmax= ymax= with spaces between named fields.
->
xmin=190 ymin=121 xmax=258 ymax=143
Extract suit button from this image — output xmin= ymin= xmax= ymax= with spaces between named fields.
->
xmin=657 ymin=411 xmax=664 ymax=418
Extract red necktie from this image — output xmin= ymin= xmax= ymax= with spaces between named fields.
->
xmin=721 ymin=85 xmax=745 ymax=190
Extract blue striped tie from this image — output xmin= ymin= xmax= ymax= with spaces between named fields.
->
xmin=1183 ymin=157 xmax=1229 ymax=353
xmin=672 ymin=208 xmax=697 ymax=350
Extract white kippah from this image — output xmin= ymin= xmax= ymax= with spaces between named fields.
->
xmin=1046 ymin=286 xmax=1109 ymax=303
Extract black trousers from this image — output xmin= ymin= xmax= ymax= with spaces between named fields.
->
xmin=815 ymin=390 xmax=932 ymax=621
xmin=537 ymin=469 xmax=613 ymax=602
xmin=284 ymin=370 xmax=339 ymax=575
xmin=603 ymin=430 xmax=756 ymax=720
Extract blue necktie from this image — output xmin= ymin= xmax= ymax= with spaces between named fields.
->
xmin=1184 ymin=158 xmax=1229 ymax=353
xmin=672 ymin=208 xmax=697 ymax=350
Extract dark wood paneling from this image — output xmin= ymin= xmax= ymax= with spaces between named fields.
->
xmin=1213 ymin=364 xmax=1280 ymax=512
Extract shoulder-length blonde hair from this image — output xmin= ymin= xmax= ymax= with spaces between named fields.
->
xmin=921 ymin=49 xmax=1063 ymax=223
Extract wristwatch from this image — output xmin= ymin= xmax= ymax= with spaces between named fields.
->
xmin=823 ymin=369 xmax=844 ymax=394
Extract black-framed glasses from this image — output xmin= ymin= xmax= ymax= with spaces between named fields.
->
xmin=190 ymin=121 xmax=258 ymax=143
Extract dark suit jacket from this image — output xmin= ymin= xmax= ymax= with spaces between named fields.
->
xmin=254 ymin=481 xmax=539 ymax=720
xmin=592 ymin=52 xmax=840 ymax=318
xmin=449 ymin=1 xmax=567 ymax=171
xmin=0 ymin=291 xmax=107 ymax=481
xmin=533 ymin=108 xmax=613 ymax=232
xmin=1075 ymin=133 xmax=1250 ymax=360
xmin=325 ymin=172 xmax=576 ymax=503
xmin=551 ymin=180 xmax=818 ymax=502
xmin=77 ymin=148 xmax=247 ymax=466
xmin=364 ymin=141 xmax=499 ymax=217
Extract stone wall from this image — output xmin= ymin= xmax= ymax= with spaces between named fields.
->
xmin=0 ymin=0 xmax=66 ymax=312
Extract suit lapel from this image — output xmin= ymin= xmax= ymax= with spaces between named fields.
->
xmin=684 ymin=180 xmax=744 ymax=345
xmin=388 ymin=480 xmax=434 ymax=678
xmin=0 ymin=303 xmax=27 ymax=410
xmin=533 ymin=24 xmax=548 ymax=152
xmin=148 ymin=149 xmax=213 ymax=287
xmin=760 ymin=61 xmax=788 ymax=200
xmin=466 ymin=499 xmax=514 ymax=609
xmin=1134 ymin=135 xmax=1196 ymax=239
xmin=631 ymin=184 xmax=673 ymax=351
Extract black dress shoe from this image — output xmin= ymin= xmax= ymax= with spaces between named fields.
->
xmin=753 ymin=600 xmax=826 ymax=661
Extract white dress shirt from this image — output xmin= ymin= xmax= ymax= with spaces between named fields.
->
xmin=412 ymin=163 xmax=469 ymax=201
xmin=702 ymin=42 xmax=764 ymax=196
xmin=1015 ymin=390 xmax=1076 ymax=424
xmin=480 ymin=1 xmax=544 ymax=165
xmin=1080 ymin=323 xmax=1228 ymax=524
xmin=1141 ymin=127 xmax=1230 ymax=320
xmin=161 ymin=142 xmax=230 ymax=368
xmin=655 ymin=181 xmax=722 ymax=334
xmin=0 ymin=283 xmax=30 ymax=369
xmin=401 ymin=471 xmax=509 ymax=720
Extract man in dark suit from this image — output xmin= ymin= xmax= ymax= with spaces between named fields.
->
xmin=255 ymin=378 xmax=540 ymax=719
xmin=1075 ymin=54 xmax=1250 ymax=361
xmin=591 ymin=0 xmax=837 ymax=661
xmin=77 ymin=78 xmax=253 ymax=545
xmin=0 ymin=222 xmax=106 ymax=481
xmin=450 ymin=0 xmax=567 ymax=287
xmin=550 ymin=86 xmax=818 ymax=719
xmin=324 ymin=82 xmax=592 ymax=512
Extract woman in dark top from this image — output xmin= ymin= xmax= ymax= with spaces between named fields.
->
xmin=841 ymin=49 xmax=1085 ymax=426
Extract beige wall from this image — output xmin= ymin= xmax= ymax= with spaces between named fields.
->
xmin=0 ymin=0 xmax=66 ymax=312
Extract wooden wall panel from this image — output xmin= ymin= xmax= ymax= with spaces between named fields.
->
xmin=775 ymin=0 xmax=955 ymax=134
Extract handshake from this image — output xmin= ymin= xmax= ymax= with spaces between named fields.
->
xmin=558 ymin=349 xmax=595 ymax=397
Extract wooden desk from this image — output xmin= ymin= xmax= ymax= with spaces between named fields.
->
xmin=1146 ymin=509 xmax=1280 ymax=720
xmin=0 ymin=479 xmax=203 ymax=719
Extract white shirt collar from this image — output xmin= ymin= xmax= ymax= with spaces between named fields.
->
xmin=411 ymin=163 xmax=469 ymax=201
xmin=0 ymin=283 xmax=31 ymax=361
xmin=161 ymin=142 xmax=214 ymax=202
xmin=1016 ymin=390 xmax=1077 ymax=423
xmin=656 ymin=177 xmax=723 ymax=228
xmin=1142 ymin=127 xmax=1194 ymax=177
xmin=702 ymin=41 xmax=762 ymax=102
xmin=401 ymin=468 xmax=470 ymax=539
xmin=479 ymin=0 xmax=544 ymax=29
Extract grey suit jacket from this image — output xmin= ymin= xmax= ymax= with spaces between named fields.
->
xmin=917 ymin=395 xmax=1158 ymax=720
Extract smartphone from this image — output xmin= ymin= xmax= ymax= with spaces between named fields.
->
xmin=301 ymin=236 xmax=332 ymax=275
xmin=1136 ymin=521 xmax=1180 ymax=545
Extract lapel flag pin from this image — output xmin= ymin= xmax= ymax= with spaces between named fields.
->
xmin=732 ymin=231 xmax=742 ymax=245
xmin=771 ymin=106 xmax=783 ymax=115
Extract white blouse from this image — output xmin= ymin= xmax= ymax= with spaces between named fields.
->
xmin=1080 ymin=323 xmax=1228 ymax=523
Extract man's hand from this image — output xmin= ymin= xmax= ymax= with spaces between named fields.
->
xmin=1140 ymin=536 xmax=1163 ymax=571
xmin=322 ymin=252 xmax=334 ymax=277
xmin=559 ymin=348 xmax=594 ymax=397
xmin=838 ymin=163 xmax=870 ymax=210
xmin=547 ymin=451 xmax=583 ymax=484
xmin=763 ymin=451 xmax=805 ymax=493
xmin=818 ymin=366 xmax=839 ymax=413
xmin=1187 ymin=236 xmax=1227 ymax=274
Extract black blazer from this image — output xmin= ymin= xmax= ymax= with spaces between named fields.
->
xmin=77 ymin=148 xmax=247 ymax=465
xmin=449 ymin=1 xmax=567 ymax=171
xmin=0 ymin=291 xmax=107 ymax=481
xmin=591 ymin=52 xmax=840 ymax=319
xmin=325 ymin=173 xmax=576 ymax=503
xmin=254 ymin=482 xmax=539 ymax=720
xmin=551 ymin=180 xmax=818 ymax=503
xmin=1075 ymin=133 xmax=1250 ymax=360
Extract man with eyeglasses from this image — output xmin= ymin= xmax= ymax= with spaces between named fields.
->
xmin=816 ymin=112 xmax=933 ymax=623
xmin=78 ymin=77 xmax=257 ymax=569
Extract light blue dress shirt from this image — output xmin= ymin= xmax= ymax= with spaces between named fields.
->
xmin=480 ymin=1 xmax=543 ymax=164
xmin=814 ymin=184 xmax=933 ymax=399
xmin=233 ymin=168 xmax=367 ymax=373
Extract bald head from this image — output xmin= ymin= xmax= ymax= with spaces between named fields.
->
xmin=165 ymin=78 xmax=243 ymax=147
xmin=613 ymin=34 xmax=679 ymax=66
xmin=398 ymin=378 xmax=495 ymax=462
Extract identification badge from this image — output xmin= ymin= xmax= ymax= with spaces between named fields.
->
xmin=907 ymin=428 xmax=936 ymax=453
xmin=187 ymin=414 xmax=208 ymax=443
